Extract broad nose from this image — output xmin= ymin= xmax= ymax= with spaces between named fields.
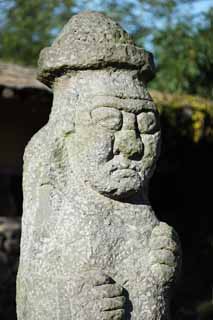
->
xmin=113 ymin=129 xmax=143 ymax=160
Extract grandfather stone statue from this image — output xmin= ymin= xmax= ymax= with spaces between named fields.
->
xmin=16 ymin=11 xmax=181 ymax=320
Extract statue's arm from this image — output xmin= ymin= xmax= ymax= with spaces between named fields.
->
xmin=130 ymin=222 xmax=182 ymax=320
xmin=148 ymin=222 xmax=182 ymax=286
xmin=20 ymin=125 xmax=49 ymax=252
xmin=146 ymin=222 xmax=182 ymax=319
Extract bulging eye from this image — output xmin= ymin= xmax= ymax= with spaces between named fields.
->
xmin=137 ymin=111 xmax=159 ymax=134
xmin=91 ymin=107 xmax=122 ymax=131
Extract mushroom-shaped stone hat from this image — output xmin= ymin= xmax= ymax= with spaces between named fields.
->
xmin=37 ymin=11 xmax=155 ymax=87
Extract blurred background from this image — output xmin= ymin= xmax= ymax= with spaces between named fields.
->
xmin=0 ymin=0 xmax=213 ymax=319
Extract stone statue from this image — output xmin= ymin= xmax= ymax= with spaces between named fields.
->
xmin=16 ymin=11 xmax=181 ymax=320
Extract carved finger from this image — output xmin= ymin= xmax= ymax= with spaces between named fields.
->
xmin=84 ymin=271 xmax=114 ymax=287
xmin=150 ymin=263 xmax=176 ymax=283
xmin=151 ymin=222 xmax=179 ymax=242
xmin=93 ymin=283 xmax=124 ymax=298
xmin=102 ymin=309 xmax=125 ymax=320
xmin=149 ymin=235 xmax=178 ymax=253
xmin=100 ymin=296 xmax=126 ymax=311
xmin=149 ymin=248 xmax=177 ymax=267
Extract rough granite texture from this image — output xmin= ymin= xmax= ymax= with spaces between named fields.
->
xmin=17 ymin=11 xmax=181 ymax=320
xmin=37 ymin=11 xmax=155 ymax=87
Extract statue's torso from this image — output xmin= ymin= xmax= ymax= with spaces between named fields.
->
xmin=29 ymin=186 xmax=156 ymax=282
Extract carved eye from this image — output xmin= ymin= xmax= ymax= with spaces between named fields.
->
xmin=91 ymin=107 xmax=122 ymax=131
xmin=137 ymin=111 xmax=159 ymax=134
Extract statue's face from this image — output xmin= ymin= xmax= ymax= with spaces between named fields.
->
xmin=66 ymin=71 xmax=161 ymax=200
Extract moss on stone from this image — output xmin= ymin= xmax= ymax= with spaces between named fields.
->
xmin=150 ymin=90 xmax=213 ymax=143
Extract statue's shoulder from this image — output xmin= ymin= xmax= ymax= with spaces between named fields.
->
xmin=23 ymin=125 xmax=51 ymax=190
xmin=23 ymin=125 xmax=49 ymax=163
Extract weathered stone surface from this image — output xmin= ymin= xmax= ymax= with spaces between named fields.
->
xmin=17 ymin=11 xmax=181 ymax=320
xmin=37 ymin=11 xmax=155 ymax=87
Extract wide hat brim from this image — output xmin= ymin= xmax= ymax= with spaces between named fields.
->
xmin=37 ymin=11 xmax=155 ymax=87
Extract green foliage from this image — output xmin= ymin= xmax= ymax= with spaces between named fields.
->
xmin=151 ymin=90 xmax=213 ymax=143
xmin=0 ymin=0 xmax=75 ymax=65
xmin=151 ymin=8 xmax=213 ymax=98
xmin=0 ymin=0 xmax=180 ymax=66
xmin=0 ymin=0 xmax=213 ymax=98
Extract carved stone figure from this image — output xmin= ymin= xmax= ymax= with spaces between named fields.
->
xmin=16 ymin=11 xmax=181 ymax=320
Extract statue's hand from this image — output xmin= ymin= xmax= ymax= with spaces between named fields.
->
xmin=148 ymin=222 xmax=181 ymax=286
xmin=92 ymin=274 xmax=126 ymax=320
xmin=76 ymin=271 xmax=126 ymax=320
